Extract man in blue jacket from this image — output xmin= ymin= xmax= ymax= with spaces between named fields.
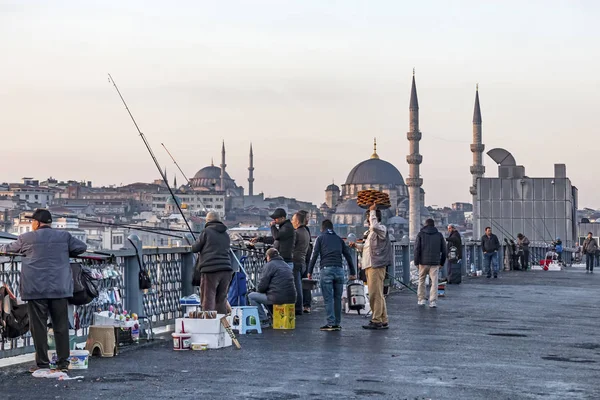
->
xmin=308 ymin=220 xmax=356 ymax=331
xmin=0 ymin=209 xmax=87 ymax=372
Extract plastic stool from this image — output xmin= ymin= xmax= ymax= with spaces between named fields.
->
xmin=231 ymin=306 xmax=262 ymax=335
xmin=86 ymin=325 xmax=116 ymax=357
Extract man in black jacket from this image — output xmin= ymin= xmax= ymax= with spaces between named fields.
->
xmin=414 ymin=219 xmax=446 ymax=308
xmin=308 ymin=220 xmax=356 ymax=331
xmin=191 ymin=212 xmax=233 ymax=314
xmin=254 ymin=208 xmax=296 ymax=267
xmin=291 ymin=212 xmax=310 ymax=315
xmin=248 ymin=248 xmax=296 ymax=326
xmin=481 ymin=226 xmax=501 ymax=278
xmin=446 ymin=224 xmax=462 ymax=284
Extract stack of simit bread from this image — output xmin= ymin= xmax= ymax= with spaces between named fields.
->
xmin=357 ymin=189 xmax=391 ymax=209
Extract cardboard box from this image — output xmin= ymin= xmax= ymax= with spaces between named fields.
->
xmin=190 ymin=333 xmax=232 ymax=349
xmin=176 ymin=315 xmax=229 ymax=335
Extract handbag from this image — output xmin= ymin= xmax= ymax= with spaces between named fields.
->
xmin=128 ymin=238 xmax=152 ymax=290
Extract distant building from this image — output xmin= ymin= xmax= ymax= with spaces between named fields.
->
xmin=452 ymin=202 xmax=473 ymax=212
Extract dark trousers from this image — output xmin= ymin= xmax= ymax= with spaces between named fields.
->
xmin=519 ymin=250 xmax=529 ymax=270
xmin=28 ymin=298 xmax=70 ymax=369
xmin=586 ymin=254 xmax=595 ymax=271
xmin=293 ymin=269 xmax=303 ymax=313
xmin=200 ymin=271 xmax=232 ymax=314
xmin=301 ymin=268 xmax=312 ymax=308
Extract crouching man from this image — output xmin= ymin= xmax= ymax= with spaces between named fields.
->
xmin=248 ymin=248 xmax=296 ymax=327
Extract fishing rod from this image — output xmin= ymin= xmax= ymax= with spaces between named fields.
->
xmin=161 ymin=142 xmax=208 ymax=213
xmin=54 ymin=214 xmax=201 ymax=236
xmin=108 ymin=74 xmax=195 ymax=242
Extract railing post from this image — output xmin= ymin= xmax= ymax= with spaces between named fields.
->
xmin=402 ymin=238 xmax=411 ymax=284
xmin=125 ymin=234 xmax=144 ymax=317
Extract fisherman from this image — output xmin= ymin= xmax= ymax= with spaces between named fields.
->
xmin=0 ymin=209 xmax=87 ymax=373
xmin=291 ymin=212 xmax=310 ymax=315
xmin=446 ymin=224 xmax=463 ymax=284
xmin=248 ymin=249 xmax=296 ymax=327
xmin=516 ymin=233 xmax=530 ymax=271
xmin=298 ymin=210 xmax=314 ymax=314
xmin=307 ymin=220 xmax=356 ymax=331
xmin=253 ymin=208 xmax=295 ymax=268
xmin=191 ymin=212 xmax=233 ymax=314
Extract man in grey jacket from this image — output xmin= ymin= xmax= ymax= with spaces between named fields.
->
xmin=191 ymin=212 xmax=233 ymax=314
xmin=0 ymin=209 xmax=87 ymax=372
xmin=291 ymin=212 xmax=310 ymax=315
xmin=583 ymin=232 xmax=598 ymax=273
xmin=248 ymin=248 xmax=296 ymax=326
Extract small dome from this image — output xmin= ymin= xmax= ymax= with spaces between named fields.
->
xmin=334 ymin=198 xmax=364 ymax=215
xmin=345 ymin=158 xmax=405 ymax=186
xmin=326 ymin=183 xmax=340 ymax=192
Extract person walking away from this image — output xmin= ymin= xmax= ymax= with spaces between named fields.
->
xmin=582 ymin=232 xmax=598 ymax=273
xmin=516 ymin=233 xmax=530 ymax=271
xmin=446 ymin=224 xmax=462 ymax=284
xmin=481 ymin=227 xmax=501 ymax=278
xmin=307 ymin=220 xmax=356 ymax=331
xmin=192 ymin=212 xmax=233 ymax=314
xmin=414 ymin=219 xmax=447 ymax=308
xmin=291 ymin=212 xmax=310 ymax=315
xmin=298 ymin=210 xmax=314 ymax=314
xmin=248 ymin=249 xmax=296 ymax=327
xmin=0 ymin=209 xmax=87 ymax=373
xmin=362 ymin=204 xmax=393 ymax=330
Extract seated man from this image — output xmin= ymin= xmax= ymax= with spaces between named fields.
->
xmin=248 ymin=248 xmax=296 ymax=327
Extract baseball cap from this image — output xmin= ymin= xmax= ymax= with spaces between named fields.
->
xmin=270 ymin=208 xmax=286 ymax=219
xmin=25 ymin=209 xmax=53 ymax=224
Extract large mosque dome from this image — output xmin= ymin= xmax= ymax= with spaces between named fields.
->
xmin=190 ymin=165 xmax=238 ymax=190
xmin=345 ymin=157 xmax=405 ymax=186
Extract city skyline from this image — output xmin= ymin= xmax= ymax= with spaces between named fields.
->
xmin=2 ymin=1 xmax=599 ymax=208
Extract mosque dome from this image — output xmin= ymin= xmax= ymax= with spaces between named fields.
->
xmin=191 ymin=165 xmax=237 ymax=190
xmin=334 ymin=198 xmax=364 ymax=215
xmin=326 ymin=183 xmax=340 ymax=192
xmin=344 ymin=139 xmax=405 ymax=186
xmin=345 ymin=158 xmax=405 ymax=186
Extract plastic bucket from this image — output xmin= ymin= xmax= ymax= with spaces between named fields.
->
xmin=172 ymin=332 xmax=191 ymax=351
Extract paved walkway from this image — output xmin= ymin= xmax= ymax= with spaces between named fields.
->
xmin=1 ymin=269 xmax=599 ymax=400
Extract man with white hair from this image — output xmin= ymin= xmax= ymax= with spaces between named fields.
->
xmin=191 ymin=211 xmax=233 ymax=314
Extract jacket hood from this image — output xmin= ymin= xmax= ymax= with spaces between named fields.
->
xmin=420 ymin=225 xmax=439 ymax=235
xmin=205 ymin=220 xmax=227 ymax=233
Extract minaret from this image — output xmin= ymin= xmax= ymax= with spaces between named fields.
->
xmin=406 ymin=70 xmax=423 ymax=240
xmin=220 ymin=140 xmax=226 ymax=193
xmin=470 ymin=84 xmax=485 ymax=238
xmin=163 ymin=166 xmax=167 ymax=186
xmin=248 ymin=143 xmax=255 ymax=196
xmin=173 ymin=174 xmax=177 ymax=189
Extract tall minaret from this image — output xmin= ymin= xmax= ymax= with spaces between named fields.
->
xmin=220 ymin=140 xmax=227 ymax=193
xmin=470 ymin=84 xmax=485 ymax=238
xmin=248 ymin=143 xmax=255 ymax=196
xmin=406 ymin=70 xmax=423 ymax=240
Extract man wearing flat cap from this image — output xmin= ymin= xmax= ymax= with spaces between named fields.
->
xmin=0 ymin=209 xmax=87 ymax=372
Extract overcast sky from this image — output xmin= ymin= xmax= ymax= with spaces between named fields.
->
xmin=2 ymin=0 xmax=599 ymax=208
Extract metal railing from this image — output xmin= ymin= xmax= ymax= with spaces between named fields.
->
xmin=2 ymin=233 xmax=570 ymax=359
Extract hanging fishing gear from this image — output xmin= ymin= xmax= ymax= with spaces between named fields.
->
xmin=108 ymin=74 xmax=196 ymax=244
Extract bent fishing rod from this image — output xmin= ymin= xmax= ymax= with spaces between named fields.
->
xmin=108 ymin=74 xmax=195 ymax=242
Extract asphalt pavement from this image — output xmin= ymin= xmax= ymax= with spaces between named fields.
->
xmin=1 ymin=268 xmax=599 ymax=400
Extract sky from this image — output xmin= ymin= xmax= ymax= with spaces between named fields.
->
xmin=1 ymin=0 xmax=599 ymax=208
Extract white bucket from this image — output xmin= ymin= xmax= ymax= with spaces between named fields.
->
xmin=48 ymin=350 xmax=89 ymax=370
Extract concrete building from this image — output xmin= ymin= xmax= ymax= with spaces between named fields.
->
xmin=475 ymin=151 xmax=578 ymax=245
xmin=406 ymin=71 xmax=423 ymax=240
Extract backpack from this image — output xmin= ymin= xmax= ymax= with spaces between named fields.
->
xmin=448 ymin=246 xmax=459 ymax=263
xmin=69 ymin=263 xmax=100 ymax=306
xmin=0 ymin=285 xmax=29 ymax=340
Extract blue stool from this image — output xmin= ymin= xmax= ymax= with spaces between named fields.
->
xmin=231 ymin=306 xmax=262 ymax=335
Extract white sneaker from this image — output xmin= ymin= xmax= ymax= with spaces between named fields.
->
xmin=429 ymin=301 xmax=437 ymax=308
xmin=418 ymin=300 xmax=426 ymax=306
